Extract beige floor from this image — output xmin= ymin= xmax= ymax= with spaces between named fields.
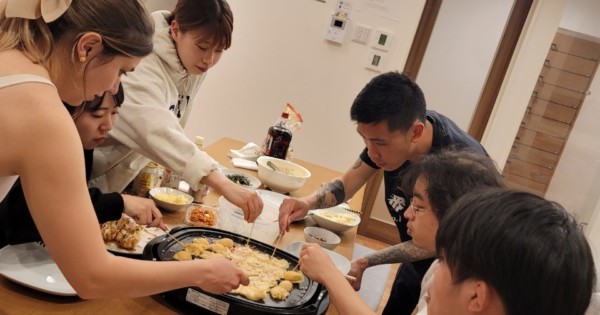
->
xmin=354 ymin=234 xmax=399 ymax=314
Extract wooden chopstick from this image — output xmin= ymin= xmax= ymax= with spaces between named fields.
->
xmin=245 ymin=222 xmax=255 ymax=246
xmin=163 ymin=228 xmax=186 ymax=249
xmin=270 ymin=233 xmax=283 ymax=258
xmin=344 ymin=274 xmax=357 ymax=282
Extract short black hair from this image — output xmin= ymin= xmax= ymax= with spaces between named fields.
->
xmin=350 ymin=71 xmax=426 ymax=132
xmin=437 ymin=188 xmax=596 ymax=315
xmin=63 ymin=82 xmax=124 ymax=115
xmin=401 ymin=148 xmax=504 ymax=221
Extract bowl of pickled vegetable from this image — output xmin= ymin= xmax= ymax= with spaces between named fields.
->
xmin=221 ymin=168 xmax=261 ymax=190
xmin=149 ymin=187 xmax=193 ymax=212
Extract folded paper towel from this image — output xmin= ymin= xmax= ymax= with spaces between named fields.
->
xmin=229 ymin=142 xmax=262 ymax=161
xmin=232 ymin=158 xmax=258 ymax=171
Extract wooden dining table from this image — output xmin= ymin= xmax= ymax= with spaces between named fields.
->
xmin=0 ymin=137 xmax=364 ymax=314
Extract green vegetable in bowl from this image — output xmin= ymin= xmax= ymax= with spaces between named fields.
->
xmin=226 ymin=174 xmax=251 ymax=186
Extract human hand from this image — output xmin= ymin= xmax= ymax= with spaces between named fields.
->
xmin=195 ymin=257 xmax=249 ymax=294
xmin=299 ymin=243 xmax=338 ymax=284
xmin=278 ymin=197 xmax=309 ymax=233
xmin=121 ymin=194 xmax=167 ymax=230
xmin=348 ymin=256 xmax=369 ymax=291
xmin=220 ymin=182 xmax=263 ymax=223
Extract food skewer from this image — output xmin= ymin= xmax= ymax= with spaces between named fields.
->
xmin=245 ymin=222 xmax=255 ymax=246
xmin=163 ymin=228 xmax=187 ymax=249
xmin=270 ymin=233 xmax=283 ymax=258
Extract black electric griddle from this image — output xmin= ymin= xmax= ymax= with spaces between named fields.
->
xmin=142 ymin=226 xmax=329 ymax=315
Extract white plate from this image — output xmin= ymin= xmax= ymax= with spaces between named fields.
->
xmin=284 ymin=241 xmax=351 ymax=274
xmin=0 ymin=243 xmax=77 ymax=296
xmin=220 ymin=168 xmax=261 ymax=190
xmin=105 ymin=226 xmax=165 ymax=255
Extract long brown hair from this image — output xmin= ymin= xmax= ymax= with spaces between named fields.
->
xmin=0 ymin=0 xmax=154 ymax=66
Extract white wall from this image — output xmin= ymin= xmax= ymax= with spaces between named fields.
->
xmin=416 ymin=0 xmax=513 ymax=130
xmin=184 ymin=0 xmax=425 ymax=172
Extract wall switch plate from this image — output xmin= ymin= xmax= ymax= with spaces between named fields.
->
xmin=372 ymin=29 xmax=393 ymax=52
xmin=352 ymin=24 xmax=371 ymax=44
xmin=365 ymin=49 xmax=387 ymax=72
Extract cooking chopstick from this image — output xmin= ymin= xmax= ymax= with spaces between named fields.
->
xmin=163 ymin=228 xmax=187 ymax=249
xmin=245 ymin=222 xmax=255 ymax=246
xmin=270 ymin=233 xmax=283 ymax=258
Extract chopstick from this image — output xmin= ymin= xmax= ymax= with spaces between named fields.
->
xmin=163 ymin=228 xmax=186 ymax=249
xmin=270 ymin=233 xmax=283 ymax=258
xmin=344 ymin=274 xmax=357 ymax=282
xmin=245 ymin=222 xmax=255 ymax=246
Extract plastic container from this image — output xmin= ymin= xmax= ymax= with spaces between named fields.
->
xmin=217 ymin=197 xmax=279 ymax=244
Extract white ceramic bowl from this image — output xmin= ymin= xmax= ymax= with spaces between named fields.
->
xmin=304 ymin=226 xmax=341 ymax=250
xmin=256 ymin=156 xmax=311 ymax=193
xmin=149 ymin=187 xmax=193 ymax=212
xmin=311 ymin=206 xmax=361 ymax=233
xmin=220 ymin=168 xmax=261 ymax=190
xmin=284 ymin=241 xmax=350 ymax=274
xmin=218 ymin=194 xmax=279 ymax=244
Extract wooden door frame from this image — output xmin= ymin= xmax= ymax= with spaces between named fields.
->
xmin=357 ymin=0 xmax=534 ymax=244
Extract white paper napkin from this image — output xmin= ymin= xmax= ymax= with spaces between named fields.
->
xmin=231 ymin=158 xmax=258 ymax=170
xmin=228 ymin=142 xmax=262 ymax=161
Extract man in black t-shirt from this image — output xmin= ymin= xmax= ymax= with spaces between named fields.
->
xmin=278 ymin=71 xmax=486 ymax=315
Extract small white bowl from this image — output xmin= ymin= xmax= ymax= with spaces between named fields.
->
xmin=256 ymin=156 xmax=311 ymax=193
xmin=304 ymin=226 xmax=341 ymax=250
xmin=149 ymin=187 xmax=193 ymax=212
xmin=220 ymin=168 xmax=261 ymax=190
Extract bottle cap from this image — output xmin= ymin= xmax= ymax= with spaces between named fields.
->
xmin=195 ymin=136 xmax=205 ymax=147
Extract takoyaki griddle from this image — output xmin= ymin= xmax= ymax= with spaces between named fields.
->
xmin=142 ymin=226 xmax=329 ymax=315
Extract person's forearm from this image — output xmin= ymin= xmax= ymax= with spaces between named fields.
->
xmin=314 ymin=179 xmax=346 ymax=209
xmin=321 ymin=270 xmax=376 ymax=315
xmin=365 ymin=241 xmax=435 ymax=266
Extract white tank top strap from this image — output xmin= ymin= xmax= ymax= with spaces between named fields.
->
xmin=0 ymin=74 xmax=55 ymax=89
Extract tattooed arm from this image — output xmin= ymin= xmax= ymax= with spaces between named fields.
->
xmin=278 ymin=158 xmax=377 ymax=232
xmin=348 ymin=241 xmax=435 ymax=290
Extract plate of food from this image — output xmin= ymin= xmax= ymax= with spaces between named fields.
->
xmin=0 ymin=242 xmax=77 ymax=296
xmin=221 ymin=168 xmax=261 ymax=190
xmin=184 ymin=203 xmax=218 ymax=227
xmin=100 ymin=216 xmax=165 ymax=255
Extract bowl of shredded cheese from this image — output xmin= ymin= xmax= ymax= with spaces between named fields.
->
xmin=311 ymin=207 xmax=361 ymax=233
xmin=149 ymin=187 xmax=193 ymax=212
xmin=256 ymin=156 xmax=311 ymax=193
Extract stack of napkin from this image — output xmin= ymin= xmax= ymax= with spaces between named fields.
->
xmin=228 ymin=142 xmax=262 ymax=170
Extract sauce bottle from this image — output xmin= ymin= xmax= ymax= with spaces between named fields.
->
xmin=263 ymin=112 xmax=293 ymax=159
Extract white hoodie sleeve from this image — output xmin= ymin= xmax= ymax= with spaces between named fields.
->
xmin=97 ymin=53 xmax=217 ymax=192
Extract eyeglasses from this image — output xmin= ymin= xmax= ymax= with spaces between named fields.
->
xmin=409 ymin=198 xmax=429 ymax=214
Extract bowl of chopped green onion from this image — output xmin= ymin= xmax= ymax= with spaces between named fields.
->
xmin=221 ymin=168 xmax=261 ymax=190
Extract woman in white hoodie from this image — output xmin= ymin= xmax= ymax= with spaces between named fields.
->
xmin=90 ymin=0 xmax=263 ymax=222
xmin=0 ymin=0 xmax=248 ymax=299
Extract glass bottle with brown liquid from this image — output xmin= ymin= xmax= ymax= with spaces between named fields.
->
xmin=263 ymin=112 xmax=292 ymax=159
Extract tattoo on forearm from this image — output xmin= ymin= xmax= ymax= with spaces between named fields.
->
xmin=315 ymin=179 xmax=345 ymax=209
xmin=352 ymin=158 xmax=362 ymax=170
xmin=365 ymin=241 xmax=435 ymax=266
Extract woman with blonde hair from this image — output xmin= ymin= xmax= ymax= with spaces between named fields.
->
xmin=0 ymin=0 xmax=248 ymax=299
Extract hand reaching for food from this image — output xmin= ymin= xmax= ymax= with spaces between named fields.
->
xmin=278 ymin=197 xmax=309 ymax=233
xmin=193 ymin=257 xmax=249 ymax=295
xmin=121 ymin=194 xmax=166 ymax=230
